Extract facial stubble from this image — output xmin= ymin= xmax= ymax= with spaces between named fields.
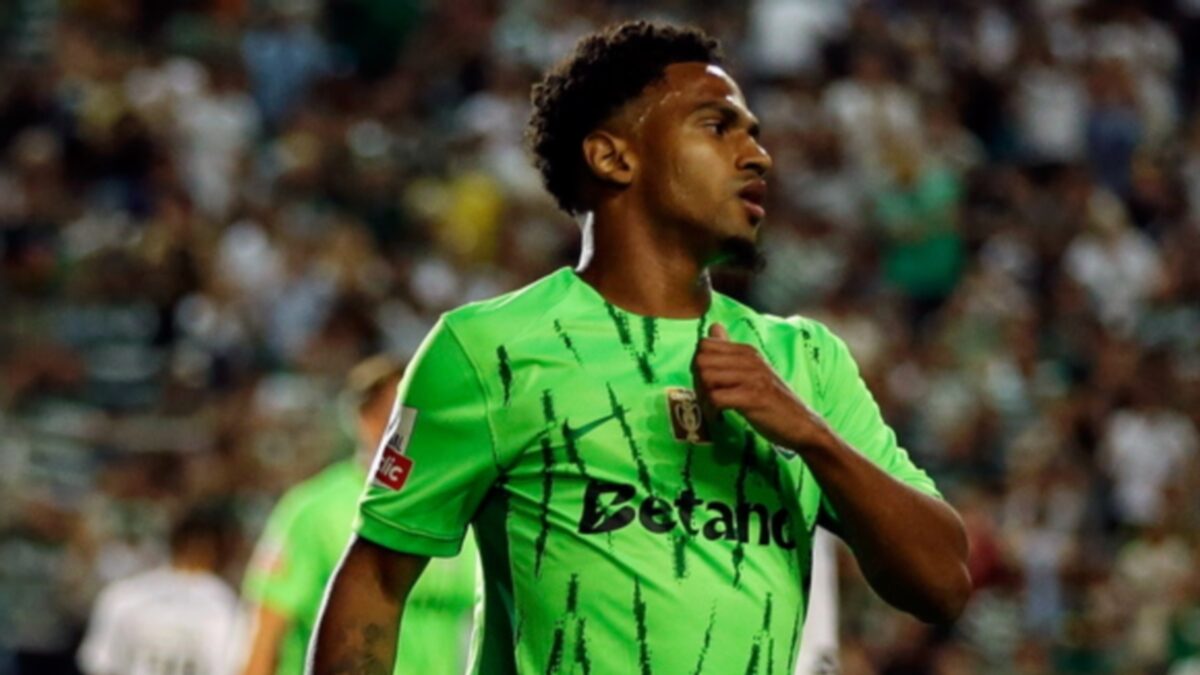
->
xmin=710 ymin=235 xmax=766 ymax=273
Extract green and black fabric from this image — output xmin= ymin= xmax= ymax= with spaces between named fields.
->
xmin=359 ymin=267 xmax=940 ymax=675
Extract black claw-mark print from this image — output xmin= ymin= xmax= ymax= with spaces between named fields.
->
xmin=605 ymin=302 xmax=657 ymax=383
xmin=634 ymin=578 xmax=653 ymax=675
xmin=497 ymin=346 xmax=513 ymax=405
xmin=690 ymin=605 xmax=717 ymax=675
xmin=608 ymin=384 xmax=653 ymax=496
xmin=799 ymin=328 xmax=828 ymax=399
xmin=561 ymin=419 xmax=589 ymax=479
xmin=636 ymin=354 xmax=655 ymax=384
xmin=554 ymin=319 xmax=584 ymax=364
xmin=534 ymin=390 xmax=560 ymax=577
xmin=786 ymin=608 xmax=803 ymax=674
xmin=732 ymin=434 xmax=756 ymax=587
xmin=606 ymin=302 xmax=633 ymax=346
xmin=743 ymin=593 xmax=774 ymax=675
xmin=542 ymin=389 xmax=556 ymax=425
xmin=672 ymin=443 xmax=699 ymax=580
xmin=534 ymin=435 xmax=554 ymax=577
xmin=545 ymin=575 xmax=589 ymax=675
xmin=672 ymin=533 xmax=687 ymax=580
xmin=545 ymin=623 xmax=565 ymax=675
xmin=740 ymin=318 xmax=778 ymax=370
xmin=574 ymin=617 xmax=592 ymax=675
xmin=642 ymin=316 xmax=658 ymax=355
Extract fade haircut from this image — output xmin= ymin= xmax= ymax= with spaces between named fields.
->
xmin=527 ymin=21 xmax=723 ymax=216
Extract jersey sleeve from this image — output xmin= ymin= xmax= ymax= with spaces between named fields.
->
xmin=807 ymin=320 xmax=942 ymax=519
xmin=356 ymin=316 xmax=498 ymax=557
xmin=242 ymin=491 xmax=322 ymax=618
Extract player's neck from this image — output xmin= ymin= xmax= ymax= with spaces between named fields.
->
xmin=171 ymin=546 xmax=218 ymax=574
xmin=577 ymin=210 xmax=711 ymax=319
xmin=171 ymin=558 xmax=215 ymax=575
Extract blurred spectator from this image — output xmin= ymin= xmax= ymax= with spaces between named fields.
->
xmin=1014 ymin=35 xmax=1088 ymax=163
xmin=240 ymin=8 xmax=331 ymax=130
xmin=873 ymin=136 xmax=965 ymax=322
xmin=822 ymin=45 xmax=921 ymax=182
xmin=1100 ymin=373 xmax=1198 ymax=528
xmin=76 ymin=504 xmax=240 ymax=675
xmin=1064 ymin=189 xmax=1165 ymax=331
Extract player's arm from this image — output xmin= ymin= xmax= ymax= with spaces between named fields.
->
xmin=693 ymin=323 xmax=970 ymax=624
xmin=241 ymin=488 xmax=328 ymax=675
xmin=77 ymin=585 xmax=122 ymax=675
xmin=308 ymin=537 xmax=428 ymax=674
xmin=240 ymin=604 xmax=287 ymax=675
xmin=309 ymin=316 xmax=498 ymax=673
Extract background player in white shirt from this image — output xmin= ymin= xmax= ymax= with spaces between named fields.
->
xmin=78 ymin=505 xmax=241 ymax=675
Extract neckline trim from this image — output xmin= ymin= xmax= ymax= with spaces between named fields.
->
xmin=561 ymin=266 xmax=719 ymax=326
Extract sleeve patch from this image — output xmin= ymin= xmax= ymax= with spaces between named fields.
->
xmin=371 ymin=406 xmax=418 ymax=490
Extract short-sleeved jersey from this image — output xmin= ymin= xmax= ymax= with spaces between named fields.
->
xmin=358 ymin=267 xmax=940 ymax=675
xmin=244 ymin=460 xmax=477 ymax=675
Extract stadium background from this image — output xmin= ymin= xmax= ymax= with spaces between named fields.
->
xmin=2 ymin=0 xmax=1199 ymax=673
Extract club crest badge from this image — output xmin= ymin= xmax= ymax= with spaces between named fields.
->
xmin=665 ymin=387 xmax=711 ymax=444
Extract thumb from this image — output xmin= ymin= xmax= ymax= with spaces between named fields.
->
xmin=708 ymin=322 xmax=729 ymax=340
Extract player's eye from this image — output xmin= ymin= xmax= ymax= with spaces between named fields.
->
xmin=703 ymin=120 xmax=728 ymax=136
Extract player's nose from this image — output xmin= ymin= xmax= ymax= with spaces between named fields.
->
xmin=739 ymin=139 xmax=772 ymax=177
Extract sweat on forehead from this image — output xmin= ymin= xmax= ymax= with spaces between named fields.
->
xmin=608 ymin=62 xmax=746 ymax=131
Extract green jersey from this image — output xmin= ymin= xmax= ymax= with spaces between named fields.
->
xmin=244 ymin=460 xmax=477 ymax=675
xmin=358 ymin=267 xmax=940 ymax=675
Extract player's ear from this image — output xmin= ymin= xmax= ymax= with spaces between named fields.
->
xmin=582 ymin=130 xmax=636 ymax=187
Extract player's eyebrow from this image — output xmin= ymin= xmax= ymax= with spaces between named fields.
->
xmin=691 ymin=100 xmax=761 ymax=138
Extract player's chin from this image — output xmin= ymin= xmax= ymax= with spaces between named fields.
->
xmin=729 ymin=200 xmax=764 ymax=233
xmin=731 ymin=211 xmax=763 ymax=241
xmin=740 ymin=196 xmax=766 ymax=229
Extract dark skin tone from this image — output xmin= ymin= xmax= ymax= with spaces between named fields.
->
xmin=577 ymin=62 xmax=770 ymax=315
xmin=310 ymin=61 xmax=970 ymax=674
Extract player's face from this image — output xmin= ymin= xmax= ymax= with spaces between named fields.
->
xmin=632 ymin=63 xmax=772 ymax=262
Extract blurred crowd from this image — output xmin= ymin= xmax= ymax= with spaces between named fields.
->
xmin=1 ymin=0 xmax=1199 ymax=673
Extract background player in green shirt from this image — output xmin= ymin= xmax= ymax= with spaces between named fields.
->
xmin=242 ymin=356 xmax=477 ymax=675
xmin=311 ymin=21 xmax=971 ymax=675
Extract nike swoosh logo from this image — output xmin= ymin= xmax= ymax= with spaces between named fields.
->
xmin=565 ymin=413 xmax=617 ymax=440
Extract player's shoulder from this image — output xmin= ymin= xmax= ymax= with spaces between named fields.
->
xmin=712 ymin=293 xmax=835 ymax=346
xmin=97 ymin=566 xmax=180 ymax=612
xmin=439 ymin=267 xmax=574 ymax=349
xmin=189 ymin=571 xmax=240 ymax=610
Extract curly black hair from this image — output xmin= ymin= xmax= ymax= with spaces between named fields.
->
xmin=527 ymin=21 xmax=723 ymax=215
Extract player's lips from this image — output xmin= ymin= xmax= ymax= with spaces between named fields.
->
xmin=738 ymin=180 xmax=767 ymax=222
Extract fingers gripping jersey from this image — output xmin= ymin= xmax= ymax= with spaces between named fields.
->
xmin=358 ymin=268 xmax=940 ymax=675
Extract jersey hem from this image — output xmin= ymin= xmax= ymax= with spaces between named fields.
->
xmin=357 ymin=510 xmax=464 ymax=558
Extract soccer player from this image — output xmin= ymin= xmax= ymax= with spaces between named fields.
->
xmin=78 ymin=505 xmax=240 ymax=675
xmin=241 ymin=356 xmax=477 ymax=675
xmin=310 ymin=21 xmax=970 ymax=674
